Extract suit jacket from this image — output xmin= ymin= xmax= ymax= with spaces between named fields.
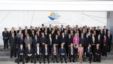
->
xmin=34 ymin=46 xmax=42 ymax=55
xmin=18 ymin=48 xmax=25 ymax=56
xmin=25 ymin=48 xmax=33 ymax=56
xmin=36 ymin=35 xmax=41 ymax=44
xmin=59 ymin=48 xmax=66 ymax=55
xmin=42 ymin=47 xmax=49 ymax=55
xmin=68 ymin=47 xmax=77 ymax=55
xmin=67 ymin=35 xmax=73 ymax=45
xmin=95 ymin=48 xmax=101 ymax=56
xmin=9 ymin=36 xmax=16 ymax=48
xmin=60 ymin=35 xmax=66 ymax=44
xmin=2 ymin=31 xmax=9 ymax=40
xmin=107 ymin=34 xmax=112 ymax=44
xmin=46 ymin=36 xmax=53 ymax=45
xmin=40 ymin=37 xmax=46 ymax=44
xmin=53 ymin=36 xmax=60 ymax=45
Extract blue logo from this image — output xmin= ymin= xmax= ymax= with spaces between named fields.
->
xmin=48 ymin=12 xmax=60 ymax=21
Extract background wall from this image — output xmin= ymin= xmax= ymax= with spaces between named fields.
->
xmin=0 ymin=11 xmax=107 ymax=45
xmin=107 ymin=11 xmax=113 ymax=40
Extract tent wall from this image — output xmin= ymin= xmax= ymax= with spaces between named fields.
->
xmin=0 ymin=11 xmax=107 ymax=45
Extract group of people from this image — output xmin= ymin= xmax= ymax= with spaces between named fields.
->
xmin=2 ymin=24 xmax=112 ymax=64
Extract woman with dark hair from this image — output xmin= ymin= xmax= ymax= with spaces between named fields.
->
xmin=78 ymin=43 xmax=84 ymax=64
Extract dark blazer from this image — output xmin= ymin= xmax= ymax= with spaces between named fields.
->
xmin=59 ymin=36 xmax=66 ymax=44
xmin=9 ymin=36 xmax=16 ymax=48
xmin=68 ymin=47 xmax=77 ymax=55
xmin=86 ymin=36 xmax=92 ymax=45
xmin=34 ymin=46 xmax=42 ymax=55
xmin=53 ymin=36 xmax=60 ymax=45
xmin=107 ymin=34 xmax=112 ymax=44
xmin=59 ymin=48 xmax=66 ymax=55
xmin=25 ymin=48 xmax=33 ymax=56
xmin=47 ymin=28 xmax=52 ymax=34
xmin=86 ymin=47 xmax=93 ymax=57
xmin=36 ymin=35 xmax=41 ymax=44
xmin=18 ymin=48 xmax=25 ymax=56
xmin=46 ymin=36 xmax=53 ymax=45
xmin=2 ymin=31 xmax=9 ymax=40
xmin=67 ymin=35 xmax=73 ymax=45
xmin=42 ymin=47 xmax=49 ymax=55
xmin=40 ymin=37 xmax=46 ymax=44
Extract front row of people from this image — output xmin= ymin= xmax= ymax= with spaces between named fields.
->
xmin=17 ymin=43 xmax=101 ymax=64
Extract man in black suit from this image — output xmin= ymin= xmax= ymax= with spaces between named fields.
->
xmin=40 ymin=32 xmax=46 ymax=45
xmin=46 ymin=34 xmax=53 ymax=56
xmin=68 ymin=44 xmax=77 ymax=62
xmin=25 ymin=44 xmax=33 ymax=63
xmin=52 ymin=44 xmax=58 ymax=63
xmin=94 ymin=44 xmax=101 ymax=62
xmin=2 ymin=28 xmax=9 ymax=49
xmin=9 ymin=32 xmax=16 ymax=58
xmin=42 ymin=44 xmax=49 ymax=63
xmin=17 ymin=44 xmax=25 ymax=64
xmin=33 ymin=43 xmax=42 ymax=64
xmin=59 ymin=43 xmax=67 ymax=63
xmin=107 ymin=31 xmax=112 ymax=52
xmin=86 ymin=44 xmax=93 ymax=64
xmin=60 ymin=32 xmax=66 ymax=45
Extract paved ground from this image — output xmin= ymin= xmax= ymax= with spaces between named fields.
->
xmin=0 ymin=61 xmax=113 ymax=64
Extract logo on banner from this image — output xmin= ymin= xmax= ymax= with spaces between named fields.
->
xmin=48 ymin=11 xmax=60 ymax=21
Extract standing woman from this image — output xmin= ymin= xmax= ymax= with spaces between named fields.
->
xmin=73 ymin=33 xmax=80 ymax=47
xmin=78 ymin=43 xmax=84 ymax=64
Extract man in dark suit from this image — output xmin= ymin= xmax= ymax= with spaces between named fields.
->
xmin=40 ymin=24 xmax=45 ymax=33
xmin=40 ymin=32 xmax=46 ymax=45
xmin=47 ymin=24 xmax=52 ymax=34
xmin=9 ymin=32 xmax=16 ymax=58
xmin=86 ymin=44 xmax=93 ymax=64
xmin=42 ymin=44 xmax=49 ymax=63
xmin=60 ymin=32 xmax=66 ymax=45
xmin=59 ymin=43 xmax=67 ymax=63
xmin=94 ymin=44 xmax=101 ymax=62
xmin=17 ymin=44 xmax=25 ymax=64
xmin=2 ymin=28 xmax=9 ymax=49
xmin=107 ymin=31 xmax=112 ymax=52
xmin=25 ymin=44 xmax=33 ymax=63
xmin=33 ymin=43 xmax=42 ymax=64
xmin=46 ymin=34 xmax=53 ymax=55
xmin=68 ymin=44 xmax=77 ymax=62
xmin=52 ymin=44 xmax=58 ymax=63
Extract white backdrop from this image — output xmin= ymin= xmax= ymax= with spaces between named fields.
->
xmin=0 ymin=11 xmax=107 ymax=45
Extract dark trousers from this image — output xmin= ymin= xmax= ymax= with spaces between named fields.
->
xmin=69 ymin=55 xmax=75 ymax=62
xmin=102 ymin=44 xmax=107 ymax=56
xmin=17 ymin=55 xmax=25 ymax=64
xmin=52 ymin=55 xmax=58 ymax=63
xmin=10 ymin=47 xmax=16 ymax=58
xmin=94 ymin=54 xmax=101 ymax=62
xmin=108 ymin=43 xmax=112 ymax=52
xmin=25 ymin=55 xmax=33 ymax=62
xmin=43 ymin=55 xmax=49 ymax=63
xmin=87 ymin=54 xmax=92 ymax=63
xmin=3 ymin=39 xmax=9 ymax=49
xmin=34 ymin=54 xmax=41 ymax=63
xmin=60 ymin=55 xmax=67 ymax=63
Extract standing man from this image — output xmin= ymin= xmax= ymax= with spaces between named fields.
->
xmin=2 ymin=28 xmax=9 ymax=50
